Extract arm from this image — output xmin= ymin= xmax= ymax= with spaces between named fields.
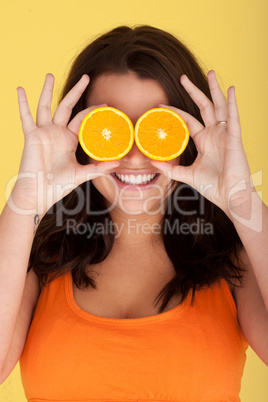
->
xmin=0 ymin=200 xmax=41 ymax=383
xmin=151 ymin=70 xmax=268 ymax=364
xmin=230 ymin=191 xmax=268 ymax=365
xmin=230 ymin=190 xmax=268 ymax=309
xmin=0 ymin=74 xmax=119 ymax=383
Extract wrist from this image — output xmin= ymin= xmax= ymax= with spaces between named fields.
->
xmin=228 ymin=189 xmax=263 ymax=233
xmin=7 ymin=185 xmax=45 ymax=221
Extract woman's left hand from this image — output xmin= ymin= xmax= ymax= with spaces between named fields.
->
xmin=151 ymin=70 xmax=252 ymax=218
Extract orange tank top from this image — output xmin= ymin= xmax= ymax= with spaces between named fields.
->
xmin=20 ymin=271 xmax=248 ymax=402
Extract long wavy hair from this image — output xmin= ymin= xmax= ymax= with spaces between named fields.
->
xmin=28 ymin=25 xmax=244 ymax=313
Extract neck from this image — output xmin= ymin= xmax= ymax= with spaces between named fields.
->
xmin=110 ymin=207 xmax=164 ymax=250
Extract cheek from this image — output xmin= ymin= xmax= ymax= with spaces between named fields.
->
xmin=91 ymin=175 xmax=117 ymax=202
xmin=88 ymin=158 xmax=115 ymax=198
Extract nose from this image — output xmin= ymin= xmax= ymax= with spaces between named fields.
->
xmin=121 ymin=141 xmax=150 ymax=166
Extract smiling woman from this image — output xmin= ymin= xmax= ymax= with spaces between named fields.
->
xmin=28 ymin=26 xmax=244 ymax=306
xmin=0 ymin=24 xmax=268 ymax=402
xmin=87 ymin=72 xmax=178 ymax=215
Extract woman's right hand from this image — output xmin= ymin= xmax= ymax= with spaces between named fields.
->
xmin=11 ymin=73 xmax=119 ymax=217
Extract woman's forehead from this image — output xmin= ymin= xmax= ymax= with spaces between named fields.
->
xmin=87 ymin=72 xmax=169 ymax=124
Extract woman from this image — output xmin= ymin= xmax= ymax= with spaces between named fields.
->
xmin=0 ymin=25 xmax=267 ymax=401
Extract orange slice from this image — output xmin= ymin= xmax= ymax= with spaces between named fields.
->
xmin=134 ymin=108 xmax=190 ymax=161
xmin=79 ymin=107 xmax=134 ymax=161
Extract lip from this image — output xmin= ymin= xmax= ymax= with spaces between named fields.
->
xmin=110 ymin=171 xmax=160 ymax=191
xmin=112 ymin=169 xmax=159 ymax=175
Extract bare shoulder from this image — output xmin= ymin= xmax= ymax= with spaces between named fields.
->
xmin=232 ymin=247 xmax=268 ymax=365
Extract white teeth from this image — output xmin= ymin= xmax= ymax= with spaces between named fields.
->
xmin=136 ymin=174 xmax=142 ymax=184
xmin=115 ymin=173 xmax=157 ymax=185
xmin=130 ymin=175 xmax=136 ymax=184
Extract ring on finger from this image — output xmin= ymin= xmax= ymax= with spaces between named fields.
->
xmin=217 ymin=121 xmax=227 ymax=125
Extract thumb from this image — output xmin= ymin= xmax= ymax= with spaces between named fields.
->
xmin=150 ymin=160 xmax=194 ymax=188
xmin=75 ymin=160 xmax=120 ymax=186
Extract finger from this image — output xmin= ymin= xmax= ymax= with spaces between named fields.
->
xmin=36 ymin=73 xmax=54 ymax=126
xmin=53 ymin=74 xmax=90 ymax=126
xmin=75 ymin=161 xmax=120 ymax=186
xmin=158 ymin=104 xmax=204 ymax=139
xmin=207 ymin=70 xmax=228 ymax=123
xmin=17 ymin=87 xmax=36 ymax=135
xmin=227 ymin=86 xmax=241 ymax=138
xmin=150 ymin=160 xmax=194 ymax=188
xmin=68 ymin=104 xmax=108 ymax=134
xmin=180 ymin=74 xmax=217 ymax=127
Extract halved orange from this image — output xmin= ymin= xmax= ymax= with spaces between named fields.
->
xmin=135 ymin=108 xmax=190 ymax=161
xmin=79 ymin=107 xmax=134 ymax=161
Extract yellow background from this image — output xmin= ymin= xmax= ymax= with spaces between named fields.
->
xmin=0 ymin=0 xmax=267 ymax=400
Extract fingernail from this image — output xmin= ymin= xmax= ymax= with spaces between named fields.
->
xmin=81 ymin=74 xmax=90 ymax=83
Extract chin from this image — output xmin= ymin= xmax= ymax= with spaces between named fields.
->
xmin=115 ymin=199 xmax=166 ymax=217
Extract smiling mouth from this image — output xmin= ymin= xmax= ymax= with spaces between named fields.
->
xmin=113 ymin=172 xmax=160 ymax=185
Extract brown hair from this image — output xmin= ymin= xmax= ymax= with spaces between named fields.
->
xmin=29 ymin=25 xmax=244 ymax=312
